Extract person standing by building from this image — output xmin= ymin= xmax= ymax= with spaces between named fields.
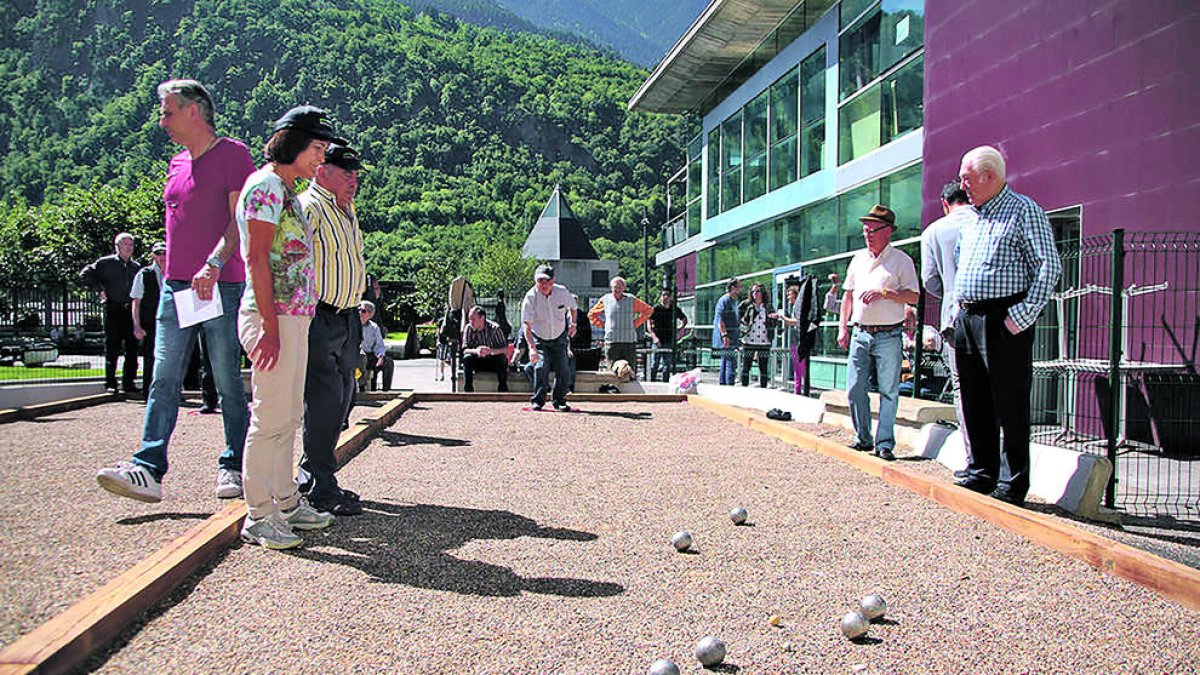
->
xmin=520 ymin=265 xmax=577 ymax=411
xmin=80 ymin=232 xmax=141 ymax=394
xmin=130 ymin=241 xmax=166 ymax=393
xmin=588 ymin=276 xmax=653 ymax=374
xmin=461 ymin=305 xmax=510 ymax=392
xmin=952 ymin=145 xmax=1062 ymax=507
xmin=837 ymin=205 xmax=920 ymax=461
xmin=920 ymin=178 xmax=975 ymax=476
xmin=738 ymin=282 xmax=778 ymax=388
xmin=648 ymin=289 xmax=688 ymax=382
xmin=96 ymin=79 xmax=252 ymax=504
xmin=235 ymin=105 xmax=339 ymax=549
xmin=357 ymin=300 xmax=393 ymax=392
xmin=712 ymin=277 xmax=743 ymax=386
xmin=297 ymin=141 xmax=367 ymax=517
xmin=773 ymin=275 xmax=821 ymax=396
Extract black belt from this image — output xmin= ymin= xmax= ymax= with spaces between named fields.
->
xmin=317 ymin=301 xmax=357 ymax=316
xmin=856 ymin=322 xmax=903 ymax=334
xmin=958 ymin=292 xmax=1025 ymax=314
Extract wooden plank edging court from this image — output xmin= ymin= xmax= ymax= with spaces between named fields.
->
xmin=686 ymin=394 xmax=1200 ymax=612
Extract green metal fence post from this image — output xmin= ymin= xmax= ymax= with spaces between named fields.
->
xmin=1106 ymin=228 xmax=1125 ymax=510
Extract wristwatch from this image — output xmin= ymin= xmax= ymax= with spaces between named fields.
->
xmin=206 ymin=256 xmax=223 ymax=271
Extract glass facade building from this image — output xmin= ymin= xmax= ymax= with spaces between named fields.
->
xmin=649 ymin=0 xmax=925 ymax=390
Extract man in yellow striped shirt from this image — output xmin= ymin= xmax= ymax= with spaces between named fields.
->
xmin=297 ymin=142 xmax=367 ymax=516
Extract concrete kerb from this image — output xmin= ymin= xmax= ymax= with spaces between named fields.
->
xmin=687 ymin=395 xmax=1200 ymax=612
xmin=0 ymin=392 xmax=118 ymax=424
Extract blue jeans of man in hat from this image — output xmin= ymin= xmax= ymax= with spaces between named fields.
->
xmin=531 ymin=331 xmax=570 ymax=407
xmin=845 ymin=325 xmax=903 ymax=452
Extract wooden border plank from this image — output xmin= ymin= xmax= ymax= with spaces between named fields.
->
xmin=688 ymin=395 xmax=1200 ymax=612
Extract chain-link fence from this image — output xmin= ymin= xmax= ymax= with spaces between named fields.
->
xmin=0 ymin=283 xmax=106 ymax=384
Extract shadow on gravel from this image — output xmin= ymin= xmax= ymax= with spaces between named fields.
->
xmin=577 ymin=410 xmax=653 ymax=420
xmin=290 ymin=500 xmax=625 ymax=598
xmin=377 ymin=430 xmax=471 ymax=447
xmin=116 ymin=512 xmax=213 ymax=525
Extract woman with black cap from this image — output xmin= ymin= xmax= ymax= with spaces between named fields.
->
xmin=234 ymin=105 xmax=340 ymax=549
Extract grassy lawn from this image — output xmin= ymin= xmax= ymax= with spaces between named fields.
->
xmin=386 ymin=332 xmax=407 ymax=342
xmin=0 ymin=366 xmax=105 ymax=382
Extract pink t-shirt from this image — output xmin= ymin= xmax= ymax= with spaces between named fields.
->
xmin=162 ymin=137 xmax=255 ymax=283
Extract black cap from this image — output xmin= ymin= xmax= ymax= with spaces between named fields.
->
xmin=325 ymin=143 xmax=363 ymax=171
xmin=272 ymin=105 xmax=340 ymax=142
xmin=534 ymin=264 xmax=555 ymax=280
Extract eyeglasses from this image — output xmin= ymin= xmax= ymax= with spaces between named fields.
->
xmin=863 ymin=223 xmax=891 ymax=234
xmin=359 ymin=308 xmax=370 ymax=313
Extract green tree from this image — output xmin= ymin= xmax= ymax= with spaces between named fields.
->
xmin=469 ymin=244 xmax=537 ymax=296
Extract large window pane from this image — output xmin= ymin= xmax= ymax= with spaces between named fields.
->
xmin=785 ymin=213 xmax=807 ymax=263
xmin=752 ymin=224 xmax=777 ymax=271
xmin=715 ymin=242 xmax=734 ymax=280
xmin=880 ymin=0 xmax=924 ymax=70
xmin=838 ymin=83 xmax=881 ymax=164
xmin=839 ymin=7 xmax=882 ymax=100
xmin=801 ymin=121 xmax=825 ymax=176
xmin=770 ymin=68 xmax=798 ymax=144
xmin=882 ymin=54 xmax=923 ymax=145
xmin=805 ymin=198 xmax=839 ymax=259
xmin=745 ymin=91 xmax=769 ymax=159
xmin=707 ymin=128 xmax=720 ymax=217
xmin=770 ymin=136 xmax=798 ymax=191
xmin=881 ymin=163 xmax=922 ymax=240
xmin=697 ymin=246 xmax=713 ymax=284
xmin=722 ymin=112 xmax=743 ymax=172
xmin=722 ymin=168 xmax=742 ymax=211
xmin=745 ymin=153 xmax=767 ymax=203
xmin=840 ymin=0 xmax=878 ymax=28
xmin=688 ymin=154 xmax=702 ymax=203
xmin=838 ymin=180 xmax=880 ymax=252
xmin=801 ymin=47 xmax=826 ymax=126
xmin=687 ymin=200 xmax=702 ymax=238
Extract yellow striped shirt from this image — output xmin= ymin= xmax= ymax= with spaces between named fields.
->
xmin=298 ymin=183 xmax=366 ymax=310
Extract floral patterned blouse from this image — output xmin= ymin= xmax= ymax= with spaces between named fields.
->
xmin=235 ymin=166 xmax=316 ymax=317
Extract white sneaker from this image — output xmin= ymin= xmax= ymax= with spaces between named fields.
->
xmin=215 ymin=468 xmax=243 ymax=499
xmin=282 ymin=500 xmax=335 ymax=531
xmin=240 ymin=513 xmax=302 ymax=550
xmin=97 ymin=462 xmax=163 ymax=503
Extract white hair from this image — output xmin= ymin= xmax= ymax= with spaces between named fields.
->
xmin=359 ymin=300 xmax=376 ymax=313
xmin=114 ymin=232 xmax=134 ymax=246
xmin=610 ymin=276 xmax=627 ymax=290
xmin=962 ymin=145 xmax=1006 ymax=181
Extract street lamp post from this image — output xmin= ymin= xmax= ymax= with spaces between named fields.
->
xmin=641 ymin=208 xmax=651 ymax=298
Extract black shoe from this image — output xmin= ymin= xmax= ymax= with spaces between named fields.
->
xmin=952 ymin=469 xmax=969 ymax=479
xmin=198 ymin=406 xmax=219 ymax=415
xmin=124 ymin=385 xmax=141 ymax=394
xmin=954 ymin=477 xmax=996 ymax=494
xmin=989 ymin=487 xmax=1026 ymax=507
xmin=553 ymin=402 xmax=571 ymax=412
xmin=530 ymin=402 xmax=544 ymax=411
xmin=875 ymin=448 xmax=896 ymax=461
xmin=311 ymin=493 xmax=363 ymax=516
xmin=340 ymin=488 xmax=361 ymax=502
xmin=105 ymin=386 xmax=119 ymax=395
xmin=849 ymin=442 xmax=874 ymax=452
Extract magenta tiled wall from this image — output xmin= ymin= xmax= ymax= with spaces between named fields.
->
xmin=921 ymin=0 xmax=1200 ymax=233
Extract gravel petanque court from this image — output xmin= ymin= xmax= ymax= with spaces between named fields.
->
xmin=76 ymin=400 xmax=1195 ymax=673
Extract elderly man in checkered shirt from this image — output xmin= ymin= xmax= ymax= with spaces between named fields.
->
xmin=950 ymin=145 xmax=1062 ymax=508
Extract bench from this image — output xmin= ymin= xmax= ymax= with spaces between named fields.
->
xmin=455 ymin=369 xmax=634 ymax=393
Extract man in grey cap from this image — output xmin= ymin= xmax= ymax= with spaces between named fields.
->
xmin=297 ymin=141 xmax=368 ymax=516
xmin=130 ymin=240 xmax=167 ymax=392
xmin=520 ymin=264 xmax=577 ymax=411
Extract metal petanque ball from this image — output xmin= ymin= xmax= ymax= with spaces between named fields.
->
xmin=695 ymin=636 xmax=726 ymax=667
xmin=840 ymin=611 xmax=870 ymax=640
xmin=859 ymin=593 xmax=887 ymax=621
xmin=671 ymin=530 xmax=693 ymax=552
xmin=730 ymin=506 xmax=748 ymax=525
xmin=647 ymin=658 xmax=680 ymax=675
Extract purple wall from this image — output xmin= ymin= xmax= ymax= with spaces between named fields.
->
xmin=675 ymin=252 xmax=697 ymax=297
xmin=922 ymin=0 xmax=1200 ymax=233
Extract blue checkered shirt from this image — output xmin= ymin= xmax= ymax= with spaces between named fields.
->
xmin=952 ymin=185 xmax=1062 ymax=331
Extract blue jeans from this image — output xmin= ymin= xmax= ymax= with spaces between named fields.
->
xmin=651 ymin=346 xmax=674 ymax=382
xmin=133 ymin=280 xmax=248 ymax=478
xmin=531 ymin=332 xmax=570 ymax=406
xmin=846 ymin=326 xmax=903 ymax=451
xmin=718 ymin=344 xmax=738 ymax=386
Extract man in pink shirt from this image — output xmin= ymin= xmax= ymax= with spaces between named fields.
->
xmin=97 ymin=79 xmax=254 ymax=504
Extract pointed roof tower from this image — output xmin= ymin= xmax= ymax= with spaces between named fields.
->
xmin=521 ymin=185 xmax=599 ymax=260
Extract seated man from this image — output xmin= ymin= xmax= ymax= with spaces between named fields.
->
xmin=462 ymin=305 xmax=509 ymax=392
xmin=358 ymin=300 xmax=394 ymax=391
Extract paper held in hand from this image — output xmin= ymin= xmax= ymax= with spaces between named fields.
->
xmin=175 ymin=288 xmax=223 ymax=328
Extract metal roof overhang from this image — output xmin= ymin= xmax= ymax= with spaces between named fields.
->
xmin=628 ymin=0 xmax=801 ymax=115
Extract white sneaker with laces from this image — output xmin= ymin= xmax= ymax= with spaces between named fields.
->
xmin=240 ymin=513 xmax=302 ymax=550
xmin=96 ymin=462 xmax=162 ymax=503
xmin=215 ymin=468 xmax=243 ymax=499
xmin=282 ymin=500 xmax=335 ymax=531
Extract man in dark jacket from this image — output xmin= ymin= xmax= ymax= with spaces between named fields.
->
xmin=130 ymin=241 xmax=166 ymax=392
xmin=81 ymin=232 xmax=141 ymax=393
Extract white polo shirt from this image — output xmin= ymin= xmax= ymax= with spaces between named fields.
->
xmin=842 ymin=244 xmax=918 ymax=326
xmin=520 ymin=283 xmax=577 ymax=340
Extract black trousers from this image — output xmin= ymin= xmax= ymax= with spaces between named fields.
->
xmin=463 ymin=353 xmax=508 ymax=392
xmin=740 ymin=346 xmax=770 ymax=388
xmin=141 ymin=326 xmax=156 ymax=391
xmin=104 ymin=301 xmax=138 ymax=389
xmin=954 ymin=305 xmax=1035 ymax=497
xmin=301 ymin=305 xmax=361 ymax=501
